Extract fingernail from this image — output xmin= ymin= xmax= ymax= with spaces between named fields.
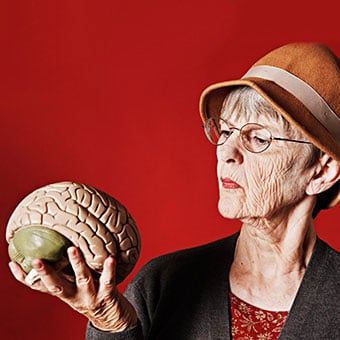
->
xmin=32 ymin=259 xmax=43 ymax=269
xmin=68 ymin=247 xmax=77 ymax=257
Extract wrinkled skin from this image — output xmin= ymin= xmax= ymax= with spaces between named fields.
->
xmin=217 ymin=113 xmax=340 ymax=311
xmin=8 ymin=247 xmax=137 ymax=332
xmin=217 ymin=114 xmax=316 ymax=223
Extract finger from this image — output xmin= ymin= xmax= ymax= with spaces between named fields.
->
xmin=9 ymin=261 xmax=50 ymax=292
xmin=9 ymin=261 xmax=26 ymax=282
xmin=31 ymin=259 xmax=72 ymax=297
xmin=97 ymin=256 xmax=117 ymax=299
xmin=67 ymin=247 xmax=95 ymax=293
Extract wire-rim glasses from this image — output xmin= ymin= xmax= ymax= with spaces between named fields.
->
xmin=203 ymin=117 xmax=312 ymax=153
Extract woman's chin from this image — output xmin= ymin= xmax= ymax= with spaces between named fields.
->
xmin=218 ymin=201 xmax=243 ymax=220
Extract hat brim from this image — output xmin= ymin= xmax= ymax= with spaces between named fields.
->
xmin=199 ymin=77 xmax=340 ymax=208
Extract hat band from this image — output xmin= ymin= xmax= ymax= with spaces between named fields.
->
xmin=242 ymin=65 xmax=340 ymax=143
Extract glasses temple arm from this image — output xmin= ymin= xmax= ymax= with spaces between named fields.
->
xmin=273 ymin=137 xmax=312 ymax=144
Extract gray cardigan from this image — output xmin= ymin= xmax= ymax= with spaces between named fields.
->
xmin=86 ymin=233 xmax=340 ymax=339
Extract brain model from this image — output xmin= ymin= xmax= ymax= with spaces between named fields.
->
xmin=6 ymin=181 xmax=141 ymax=285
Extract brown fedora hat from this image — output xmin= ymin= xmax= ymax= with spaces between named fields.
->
xmin=199 ymin=42 xmax=340 ymax=208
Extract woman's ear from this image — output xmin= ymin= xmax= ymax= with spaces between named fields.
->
xmin=306 ymin=154 xmax=340 ymax=196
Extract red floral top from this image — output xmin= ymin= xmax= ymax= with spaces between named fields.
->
xmin=229 ymin=292 xmax=289 ymax=340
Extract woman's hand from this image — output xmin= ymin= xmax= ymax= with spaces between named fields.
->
xmin=8 ymin=246 xmax=138 ymax=333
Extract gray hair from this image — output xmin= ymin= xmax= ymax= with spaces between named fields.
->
xmin=220 ymin=86 xmax=321 ymax=166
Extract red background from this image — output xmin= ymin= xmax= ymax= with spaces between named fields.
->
xmin=1 ymin=1 xmax=339 ymax=339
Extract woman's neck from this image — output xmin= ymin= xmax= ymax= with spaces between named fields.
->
xmin=229 ymin=198 xmax=317 ymax=311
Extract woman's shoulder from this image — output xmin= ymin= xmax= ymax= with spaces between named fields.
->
xmin=121 ymin=233 xmax=239 ymax=338
xmin=320 ymin=239 xmax=340 ymax=274
xmin=315 ymin=238 xmax=340 ymax=266
xmin=309 ymin=238 xmax=340 ymax=285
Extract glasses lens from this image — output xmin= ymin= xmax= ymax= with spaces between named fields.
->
xmin=241 ymin=124 xmax=272 ymax=152
xmin=204 ymin=118 xmax=229 ymax=145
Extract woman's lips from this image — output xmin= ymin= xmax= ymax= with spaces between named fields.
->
xmin=221 ymin=177 xmax=241 ymax=189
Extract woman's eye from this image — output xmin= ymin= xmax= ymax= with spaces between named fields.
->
xmin=252 ymin=135 xmax=269 ymax=145
xmin=221 ymin=129 xmax=232 ymax=137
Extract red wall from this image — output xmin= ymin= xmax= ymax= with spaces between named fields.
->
xmin=1 ymin=1 xmax=339 ymax=339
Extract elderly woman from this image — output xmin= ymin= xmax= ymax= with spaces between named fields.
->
xmin=9 ymin=43 xmax=340 ymax=339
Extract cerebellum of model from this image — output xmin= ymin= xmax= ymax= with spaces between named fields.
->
xmin=6 ymin=181 xmax=141 ymax=285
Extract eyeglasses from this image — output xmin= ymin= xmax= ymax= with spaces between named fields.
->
xmin=203 ymin=117 xmax=312 ymax=153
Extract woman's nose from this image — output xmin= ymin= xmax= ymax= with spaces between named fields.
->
xmin=216 ymin=135 xmax=244 ymax=164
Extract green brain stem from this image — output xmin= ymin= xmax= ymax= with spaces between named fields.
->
xmin=8 ymin=225 xmax=71 ymax=274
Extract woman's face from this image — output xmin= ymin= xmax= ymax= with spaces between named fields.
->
xmin=216 ymin=113 xmax=316 ymax=221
